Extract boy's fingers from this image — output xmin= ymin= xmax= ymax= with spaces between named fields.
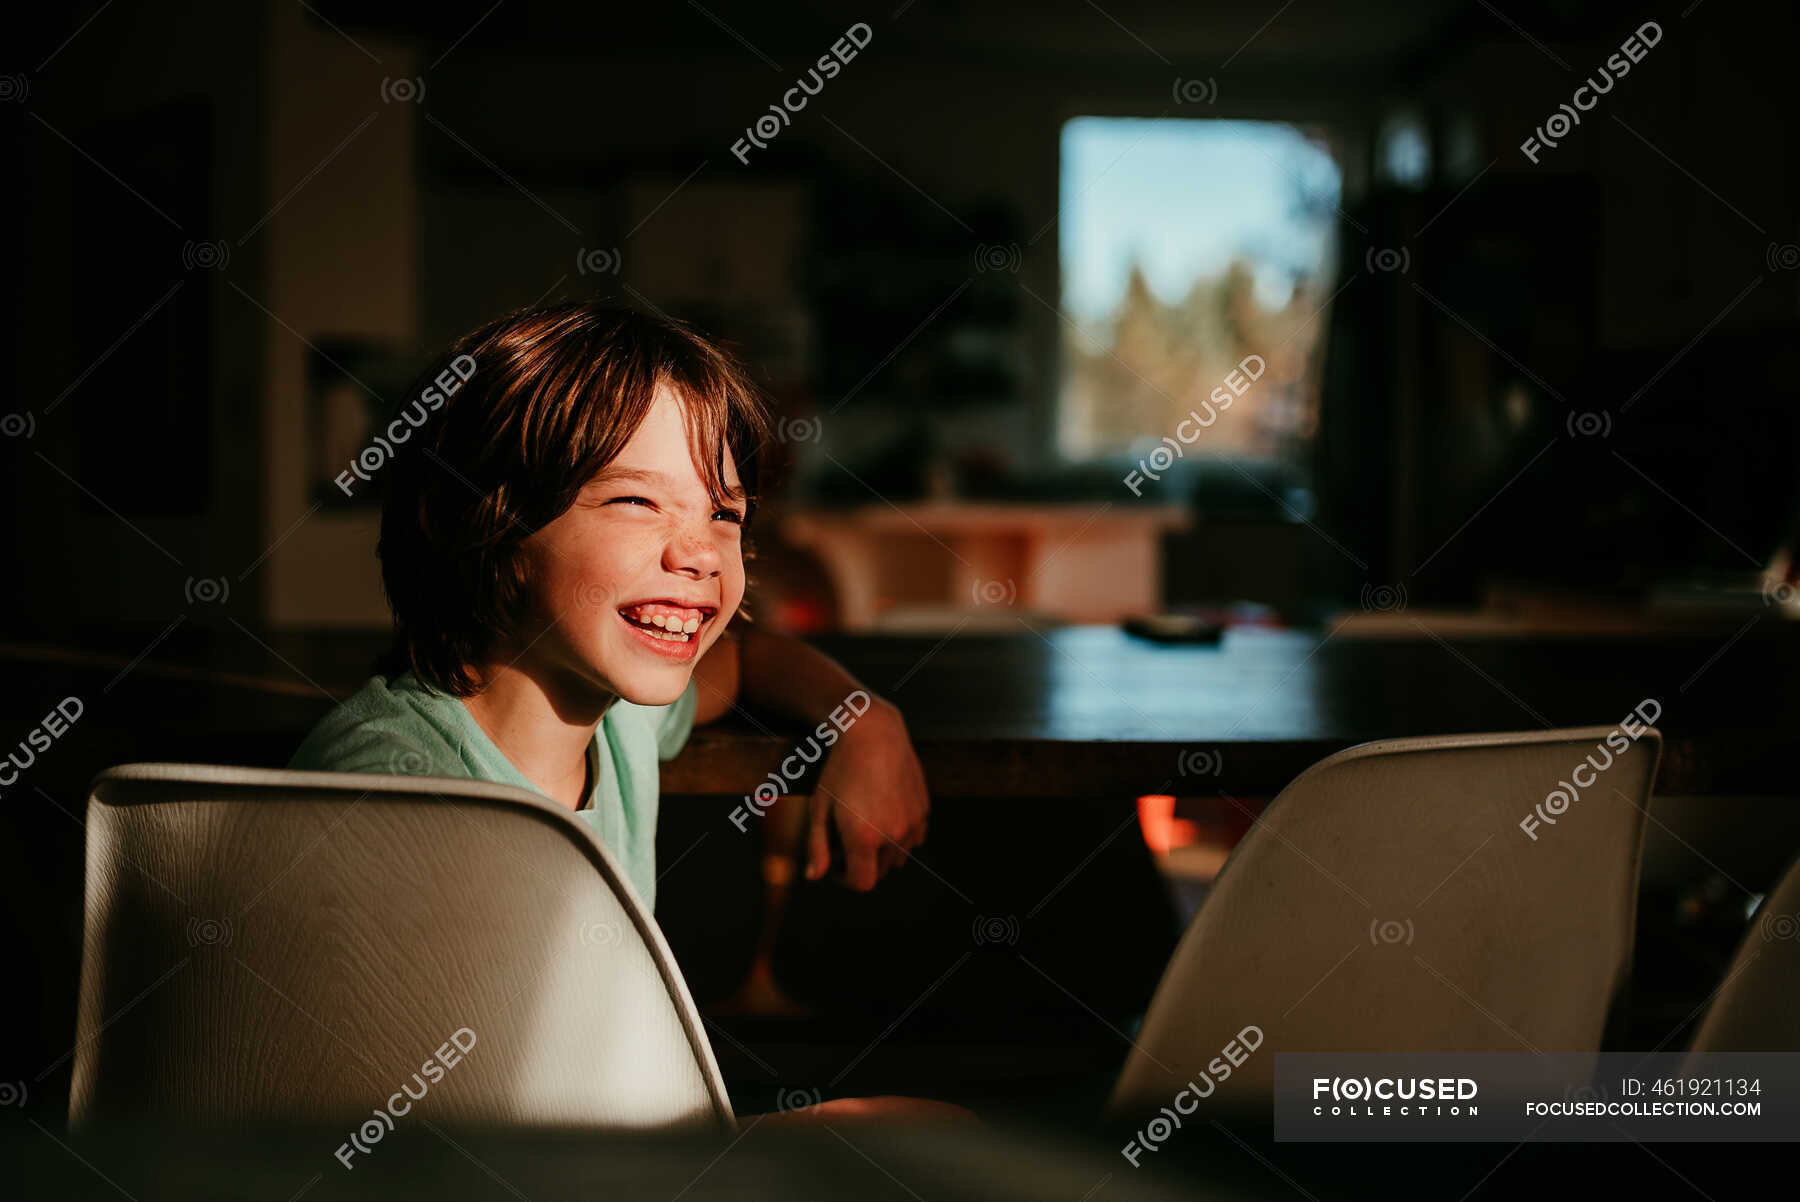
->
xmin=843 ymin=827 xmax=881 ymax=891
xmin=805 ymin=795 xmax=832 ymax=880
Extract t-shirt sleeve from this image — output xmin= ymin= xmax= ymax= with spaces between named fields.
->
xmin=655 ymin=676 xmax=699 ymax=761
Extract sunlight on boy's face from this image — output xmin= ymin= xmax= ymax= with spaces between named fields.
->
xmin=516 ymin=384 xmax=747 ymax=709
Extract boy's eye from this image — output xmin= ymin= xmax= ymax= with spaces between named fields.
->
xmin=607 ymin=494 xmax=743 ymax=523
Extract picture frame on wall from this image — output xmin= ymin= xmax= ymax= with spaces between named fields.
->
xmin=306 ymin=338 xmax=420 ymax=510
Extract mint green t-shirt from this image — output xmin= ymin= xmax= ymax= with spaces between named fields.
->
xmin=286 ymin=673 xmax=698 ymax=911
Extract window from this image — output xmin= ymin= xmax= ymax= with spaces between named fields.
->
xmin=1057 ymin=118 xmax=1343 ymax=476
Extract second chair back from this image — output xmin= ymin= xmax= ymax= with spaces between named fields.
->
xmin=1110 ymin=726 xmax=1661 ymax=1117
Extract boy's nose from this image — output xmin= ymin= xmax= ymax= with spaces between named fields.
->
xmin=663 ymin=527 xmax=724 ymax=578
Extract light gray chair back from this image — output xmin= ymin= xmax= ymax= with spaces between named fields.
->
xmin=71 ymin=764 xmax=734 ymax=1132
xmin=1110 ymin=726 xmax=1661 ymax=1117
xmin=1684 ymin=851 xmax=1800 ymax=1058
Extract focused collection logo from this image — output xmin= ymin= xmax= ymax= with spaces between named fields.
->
xmin=1311 ymin=1075 xmax=1479 ymax=1119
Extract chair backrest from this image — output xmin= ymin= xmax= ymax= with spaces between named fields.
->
xmin=1109 ymin=726 xmax=1661 ymax=1117
xmin=1683 ymin=851 xmax=1800 ymax=1058
xmin=71 ymin=764 xmax=734 ymax=1132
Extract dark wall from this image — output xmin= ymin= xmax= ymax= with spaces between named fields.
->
xmin=8 ymin=0 xmax=1799 ymax=622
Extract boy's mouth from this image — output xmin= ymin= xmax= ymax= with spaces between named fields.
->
xmin=617 ymin=600 xmax=717 ymax=644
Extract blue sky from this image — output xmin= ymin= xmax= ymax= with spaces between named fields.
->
xmin=1059 ymin=118 xmax=1343 ymax=322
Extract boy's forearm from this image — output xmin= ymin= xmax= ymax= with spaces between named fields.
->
xmin=735 ymin=625 xmax=884 ymax=730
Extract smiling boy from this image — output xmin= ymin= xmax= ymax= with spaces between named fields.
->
xmin=289 ymin=302 xmax=929 ymax=909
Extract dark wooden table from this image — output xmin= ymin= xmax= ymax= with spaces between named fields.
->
xmin=6 ymin=620 xmax=1796 ymax=799
xmin=664 ymin=623 xmax=1800 ymax=799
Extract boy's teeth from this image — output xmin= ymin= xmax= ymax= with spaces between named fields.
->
xmin=626 ymin=603 xmax=708 ymax=631
xmin=622 ymin=604 xmax=701 ymax=642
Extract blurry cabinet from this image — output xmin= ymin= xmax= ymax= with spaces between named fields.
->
xmin=783 ymin=503 xmax=1188 ymax=628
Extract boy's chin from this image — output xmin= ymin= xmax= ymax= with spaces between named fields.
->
xmin=610 ymin=666 xmax=693 ymax=708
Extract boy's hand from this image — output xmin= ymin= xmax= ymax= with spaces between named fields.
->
xmin=806 ymin=697 xmax=929 ymax=890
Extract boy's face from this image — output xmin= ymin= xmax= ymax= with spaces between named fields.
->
xmin=512 ymin=384 xmax=747 ymax=709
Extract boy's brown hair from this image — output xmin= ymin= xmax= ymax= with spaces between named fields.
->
xmin=376 ymin=301 xmax=775 ymax=695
